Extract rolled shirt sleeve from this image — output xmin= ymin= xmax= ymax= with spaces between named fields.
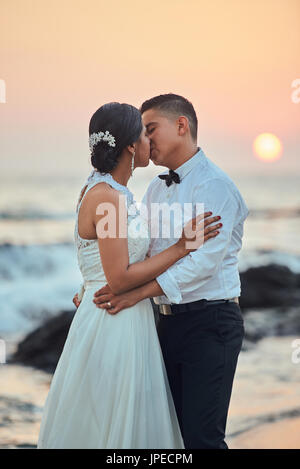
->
xmin=156 ymin=178 xmax=243 ymax=304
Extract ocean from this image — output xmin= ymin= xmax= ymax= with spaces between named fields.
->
xmin=1 ymin=169 xmax=300 ymax=449
xmin=1 ymin=170 xmax=300 ymax=341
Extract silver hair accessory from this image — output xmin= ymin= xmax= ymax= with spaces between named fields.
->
xmin=89 ymin=131 xmax=116 ymax=152
xmin=131 ymin=151 xmax=135 ymax=177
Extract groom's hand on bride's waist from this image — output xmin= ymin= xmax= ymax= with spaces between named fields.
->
xmin=72 ymin=293 xmax=81 ymax=309
xmin=93 ymin=284 xmax=139 ymax=315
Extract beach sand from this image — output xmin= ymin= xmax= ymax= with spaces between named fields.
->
xmin=1 ymin=335 xmax=300 ymax=449
xmin=227 ymin=417 xmax=300 ymax=449
xmin=0 ymin=364 xmax=51 ymax=449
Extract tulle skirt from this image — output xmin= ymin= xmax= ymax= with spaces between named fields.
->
xmin=37 ymin=286 xmax=184 ymax=449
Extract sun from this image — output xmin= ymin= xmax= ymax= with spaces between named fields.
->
xmin=253 ymin=133 xmax=282 ymax=162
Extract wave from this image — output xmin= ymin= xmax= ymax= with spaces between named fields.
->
xmin=0 ymin=207 xmax=300 ymax=222
xmin=0 ymin=242 xmax=81 ymax=339
xmin=0 ymin=242 xmax=75 ymax=281
xmin=247 ymin=207 xmax=300 ymax=219
xmin=238 ymin=249 xmax=300 ymax=274
xmin=0 ymin=210 xmax=74 ymax=221
xmin=1 ymin=242 xmax=300 ymax=341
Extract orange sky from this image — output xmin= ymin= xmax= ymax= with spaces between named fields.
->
xmin=0 ymin=0 xmax=299 ymax=176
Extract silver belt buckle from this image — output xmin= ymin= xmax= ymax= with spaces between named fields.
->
xmin=159 ymin=304 xmax=173 ymax=315
xmin=229 ymin=297 xmax=239 ymax=304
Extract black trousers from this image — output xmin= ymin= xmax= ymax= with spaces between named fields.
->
xmin=156 ymin=301 xmax=244 ymax=449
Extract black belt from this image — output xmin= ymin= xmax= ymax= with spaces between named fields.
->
xmin=159 ymin=297 xmax=239 ymax=315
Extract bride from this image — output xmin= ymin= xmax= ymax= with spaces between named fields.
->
xmin=37 ymin=102 xmax=221 ymax=449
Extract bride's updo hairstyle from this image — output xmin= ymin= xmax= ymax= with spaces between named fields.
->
xmin=89 ymin=102 xmax=143 ymax=174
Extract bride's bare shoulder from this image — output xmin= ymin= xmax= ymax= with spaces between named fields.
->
xmin=84 ymin=182 xmax=122 ymax=206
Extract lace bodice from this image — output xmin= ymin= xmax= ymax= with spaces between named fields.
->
xmin=74 ymin=170 xmax=150 ymax=299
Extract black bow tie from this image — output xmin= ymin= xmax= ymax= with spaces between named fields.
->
xmin=158 ymin=169 xmax=181 ymax=187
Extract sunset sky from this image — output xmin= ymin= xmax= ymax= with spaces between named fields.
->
xmin=0 ymin=0 xmax=299 ymax=178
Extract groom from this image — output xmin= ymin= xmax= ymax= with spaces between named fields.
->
xmin=93 ymin=94 xmax=249 ymax=449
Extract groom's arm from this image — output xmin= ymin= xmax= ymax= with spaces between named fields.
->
xmin=155 ymin=178 xmax=245 ymax=304
xmin=93 ymin=278 xmax=164 ymax=312
xmin=136 ymin=279 xmax=164 ymax=298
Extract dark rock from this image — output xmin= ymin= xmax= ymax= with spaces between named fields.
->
xmin=10 ymin=310 xmax=75 ymax=373
xmin=243 ymin=307 xmax=300 ymax=343
xmin=9 ymin=263 xmax=300 ymax=371
xmin=240 ymin=264 xmax=300 ymax=310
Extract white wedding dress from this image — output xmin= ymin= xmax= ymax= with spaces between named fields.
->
xmin=37 ymin=171 xmax=184 ymax=449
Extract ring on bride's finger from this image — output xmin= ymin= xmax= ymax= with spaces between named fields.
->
xmin=107 ymin=302 xmax=112 ymax=308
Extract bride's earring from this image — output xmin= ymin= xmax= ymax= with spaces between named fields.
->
xmin=131 ymin=151 xmax=135 ymax=177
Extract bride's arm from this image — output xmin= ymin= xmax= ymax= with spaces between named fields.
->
xmin=92 ymin=186 xmax=221 ymax=295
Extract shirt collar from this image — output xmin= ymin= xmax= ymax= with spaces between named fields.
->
xmin=173 ymin=147 xmax=207 ymax=181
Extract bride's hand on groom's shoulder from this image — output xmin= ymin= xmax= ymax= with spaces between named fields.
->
xmin=176 ymin=211 xmax=222 ymax=253
xmin=93 ymin=284 xmax=139 ymax=315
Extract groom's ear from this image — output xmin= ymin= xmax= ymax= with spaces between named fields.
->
xmin=177 ymin=116 xmax=189 ymax=136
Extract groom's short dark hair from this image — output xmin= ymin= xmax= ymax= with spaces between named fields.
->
xmin=140 ymin=93 xmax=198 ymax=141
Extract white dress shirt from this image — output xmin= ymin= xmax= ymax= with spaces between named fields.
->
xmin=141 ymin=148 xmax=249 ymax=304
